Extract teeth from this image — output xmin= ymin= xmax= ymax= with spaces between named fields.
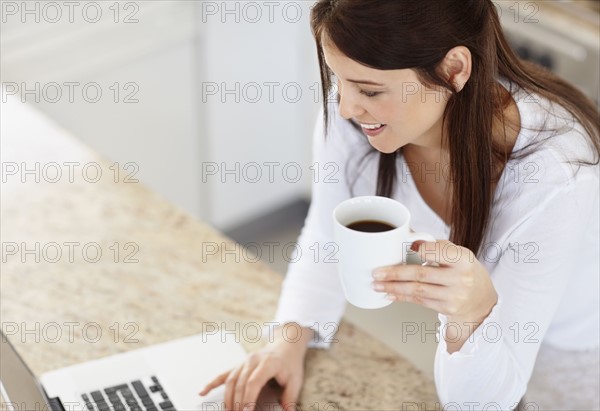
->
xmin=361 ymin=123 xmax=384 ymax=130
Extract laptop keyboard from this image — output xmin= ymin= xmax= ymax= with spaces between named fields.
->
xmin=81 ymin=376 xmax=176 ymax=411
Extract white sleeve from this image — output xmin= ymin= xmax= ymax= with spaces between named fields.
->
xmin=271 ymin=106 xmax=358 ymax=348
xmin=434 ymin=159 xmax=600 ymax=408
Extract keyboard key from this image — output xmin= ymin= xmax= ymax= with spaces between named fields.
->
xmin=104 ymin=384 xmax=128 ymax=395
xmin=90 ymin=391 xmax=111 ymax=411
xmin=150 ymin=376 xmax=163 ymax=392
xmin=158 ymin=400 xmax=174 ymax=410
xmin=120 ymin=387 xmax=136 ymax=399
xmin=80 ymin=395 xmax=94 ymax=411
xmin=106 ymin=393 xmax=127 ymax=411
xmin=132 ymin=380 xmax=150 ymax=398
xmin=142 ymin=396 xmax=158 ymax=409
xmin=90 ymin=391 xmax=103 ymax=402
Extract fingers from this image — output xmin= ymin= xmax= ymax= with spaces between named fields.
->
xmin=373 ymin=280 xmax=447 ymax=302
xmin=415 ymin=240 xmax=473 ymax=267
xmin=200 ymin=345 xmax=304 ymax=411
xmin=225 ymin=365 xmax=243 ymax=410
xmin=232 ymin=363 xmax=251 ymax=411
xmin=240 ymin=362 xmax=277 ymax=411
xmin=199 ymin=369 xmax=230 ymax=396
xmin=373 ymin=262 xmax=452 ymax=286
xmin=373 ymin=240 xmax=473 ymax=285
xmin=226 ymin=356 xmax=280 ymax=411
xmin=280 ymin=375 xmax=302 ymax=410
xmin=390 ymin=294 xmax=447 ymax=313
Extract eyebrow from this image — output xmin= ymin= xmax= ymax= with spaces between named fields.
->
xmin=346 ymin=79 xmax=385 ymax=87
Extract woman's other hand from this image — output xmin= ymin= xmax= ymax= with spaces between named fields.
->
xmin=199 ymin=323 xmax=314 ymax=411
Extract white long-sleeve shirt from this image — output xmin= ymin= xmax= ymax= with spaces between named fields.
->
xmin=272 ymin=77 xmax=600 ymax=408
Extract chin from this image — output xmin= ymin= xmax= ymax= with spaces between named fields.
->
xmin=368 ymin=140 xmax=402 ymax=154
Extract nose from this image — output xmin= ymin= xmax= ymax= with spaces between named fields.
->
xmin=337 ymin=88 xmax=365 ymax=120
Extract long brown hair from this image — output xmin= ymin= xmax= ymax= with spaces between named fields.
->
xmin=311 ymin=0 xmax=600 ymax=256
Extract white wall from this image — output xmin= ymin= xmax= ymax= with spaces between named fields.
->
xmin=201 ymin=1 xmax=319 ymax=230
xmin=1 ymin=1 xmax=321 ymax=231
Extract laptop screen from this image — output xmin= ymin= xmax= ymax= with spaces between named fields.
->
xmin=0 ymin=332 xmax=51 ymax=411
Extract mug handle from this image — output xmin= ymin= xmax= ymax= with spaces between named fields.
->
xmin=405 ymin=232 xmax=438 ymax=266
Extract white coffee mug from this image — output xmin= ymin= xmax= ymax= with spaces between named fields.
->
xmin=332 ymin=196 xmax=436 ymax=309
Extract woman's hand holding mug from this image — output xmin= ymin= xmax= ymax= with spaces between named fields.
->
xmin=333 ymin=196 xmax=498 ymax=353
xmin=372 ymin=239 xmax=498 ymax=352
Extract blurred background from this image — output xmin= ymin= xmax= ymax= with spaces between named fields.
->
xmin=1 ymin=0 xmax=599 ymax=376
xmin=1 ymin=0 xmax=319 ymax=236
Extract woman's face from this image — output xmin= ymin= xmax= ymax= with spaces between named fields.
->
xmin=322 ymin=40 xmax=453 ymax=154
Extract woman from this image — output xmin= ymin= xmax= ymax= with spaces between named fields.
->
xmin=200 ymin=1 xmax=600 ymax=409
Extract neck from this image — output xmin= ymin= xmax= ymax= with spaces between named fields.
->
xmin=401 ymin=101 xmax=448 ymax=163
xmin=402 ymin=144 xmax=447 ymax=164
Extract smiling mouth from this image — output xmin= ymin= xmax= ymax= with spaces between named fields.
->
xmin=359 ymin=122 xmax=387 ymax=137
xmin=359 ymin=123 xmax=386 ymax=130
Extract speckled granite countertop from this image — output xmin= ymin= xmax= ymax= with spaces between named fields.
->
xmin=0 ymin=97 xmax=439 ymax=409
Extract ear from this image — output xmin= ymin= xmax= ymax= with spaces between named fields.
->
xmin=441 ymin=46 xmax=472 ymax=93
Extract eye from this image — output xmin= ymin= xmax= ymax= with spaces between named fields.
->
xmin=360 ymin=90 xmax=381 ymax=97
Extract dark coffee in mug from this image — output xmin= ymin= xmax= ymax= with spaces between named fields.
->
xmin=333 ymin=196 xmax=436 ymax=308
xmin=346 ymin=220 xmax=396 ymax=233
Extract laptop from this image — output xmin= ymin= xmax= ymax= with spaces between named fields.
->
xmin=1 ymin=330 xmax=283 ymax=411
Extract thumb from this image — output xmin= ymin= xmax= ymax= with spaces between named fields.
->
xmin=279 ymin=377 xmax=302 ymax=410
